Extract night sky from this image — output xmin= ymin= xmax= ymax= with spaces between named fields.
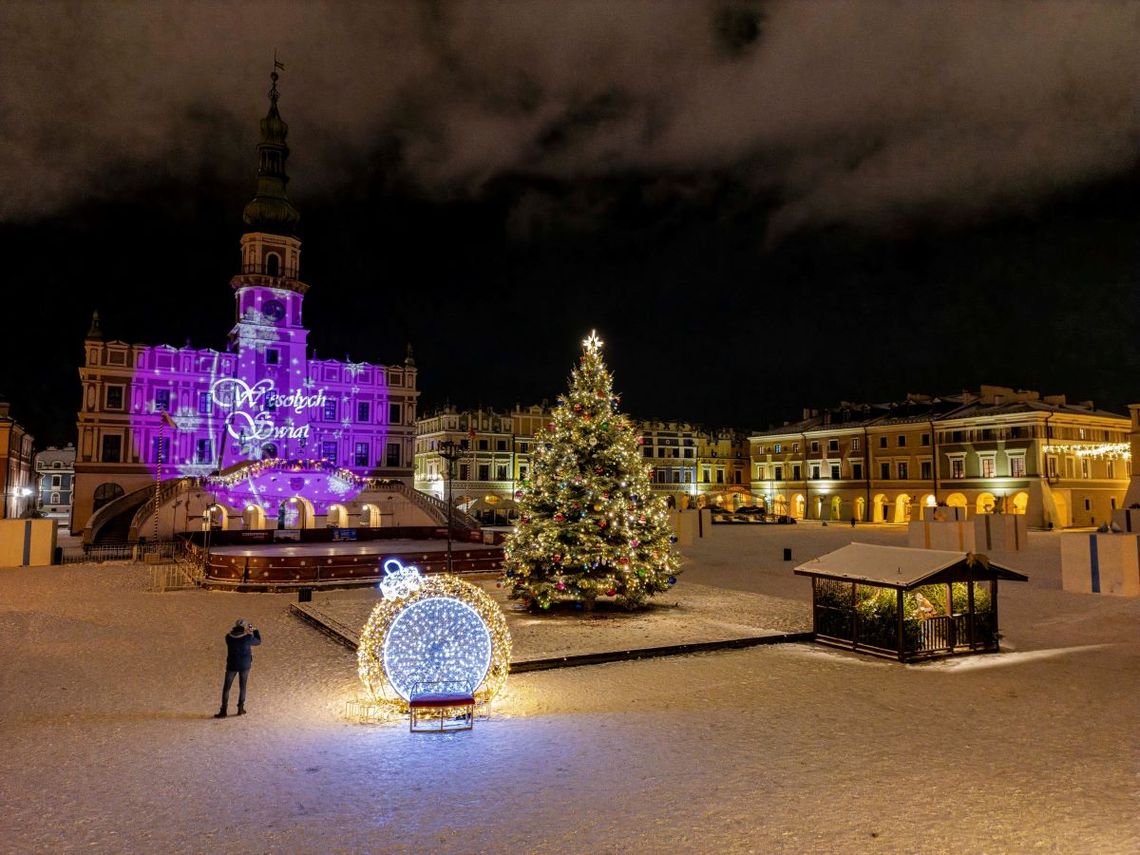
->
xmin=2 ymin=1 xmax=1139 ymax=448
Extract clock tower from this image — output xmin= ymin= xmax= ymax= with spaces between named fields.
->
xmin=223 ymin=67 xmax=314 ymax=466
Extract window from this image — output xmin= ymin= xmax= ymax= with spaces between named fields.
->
xmin=266 ymin=253 xmax=280 ymax=276
xmin=324 ymin=400 xmax=337 ymax=421
xmin=198 ymin=391 xmax=212 ymax=414
xmin=792 ymin=442 xmax=800 ymax=453
xmin=828 ymin=439 xmax=839 ymax=452
xmin=950 ymin=430 xmax=963 ymax=442
xmin=981 ymin=429 xmax=993 ymax=440
xmin=920 ymin=461 xmax=932 ymax=480
xmin=852 ymin=437 xmax=861 ymax=451
xmin=478 ymin=464 xmax=490 ymax=480
xmin=50 ymin=492 xmax=60 ymax=505
xmin=519 ymin=466 xmax=528 ymax=480
xmin=879 ymin=436 xmax=887 ymax=449
xmin=478 ymin=439 xmax=489 ymax=451
xmin=152 ymin=436 xmax=170 ymax=464
xmin=265 ymin=348 xmax=280 ymax=366
xmin=716 ymin=469 xmax=724 ymax=484
xmin=702 ymin=467 xmax=710 ymax=483
xmin=830 ymin=464 xmax=840 ymax=479
xmin=1081 ymin=459 xmax=1090 ymax=479
xmin=92 ymin=482 xmax=124 ymax=511
xmin=389 ymin=403 xmax=401 ymax=424
xmin=105 ymin=386 xmax=124 ymax=410
xmin=774 ymin=443 xmax=782 ymax=454
xmin=980 ymin=457 xmax=995 ymax=478
xmin=672 ymin=448 xmax=680 ymax=458
xmin=101 ymin=437 xmax=122 ymax=465
xmin=321 ymin=440 xmax=337 ymax=464
xmin=459 ymin=464 xmax=469 ymax=480
xmin=880 ymin=462 xmax=891 ymax=480
xmin=643 ymin=447 xmax=653 ymax=458
xmin=683 ymin=448 xmax=693 ymax=458
xmin=195 ymin=439 xmax=213 ymax=463
xmin=518 ymin=442 xmax=528 ymax=453
xmin=810 ymin=464 xmax=820 ymax=479
xmin=921 ymin=433 xmax=930 ymax=446
xmin=496 ymin=465 xmax=508 ymax=480
xmin=657 ymin=448 xmax=666 ymax=458
xmin=1106 ymin=460 xmax=1114 ymax=479
xmin=792 ymin=464 xmax=801 ymax=480
xmin=852 ymin=463 xmax=863 ymax=480
xmin=897 ymin=462 xmax=908 ymax=480
xmin=1078 ymin=428 xmax=1087 ymax=440
xmin=1047 ymin=456 xmax=1058 ymax=478
xmin=354 ymin=442 xmax=369 ymax=467
xmin=810 ymin=440 xmax=820 ymax=453
xmin=897 ymin=435 xmax=906 ymax=447
xmin=50 ymin=474 xmax=62 ymax=488
xmin=154 ymin=389 xmax=171 ymax=412
xmin=951 ymin=458 xmax=965 ymax=479
xmin=1011 ymin=456 xmax=1025 ymax=477
xmin=386 ymin=442 xmax=401 ymax=468
xmin=496 ymin=439 xmax=507 ymax=451
xmin=774 ymin=465 xmax=783 ymax=481
xmin=357 ymin=401 xmax=370 ymax=422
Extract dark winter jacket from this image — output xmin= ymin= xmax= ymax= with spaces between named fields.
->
xmin=224 ymin=628 xmax=261 ymax=672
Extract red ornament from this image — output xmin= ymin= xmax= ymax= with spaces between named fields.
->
xmin=598 ymin=519 xmax=608 ymax=528
xmin=554 ymin=512 xmax=565 ymax=522
xmin=619 ymin=557 xmax=629 ymax=565
xmin=553 ymin=554 xmax=563 ymax=564
xmin=606 ymin=588 xmax=617 ymax=596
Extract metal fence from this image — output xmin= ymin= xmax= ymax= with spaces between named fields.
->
xmin=58 ymin=540 xmax=186 ymax=565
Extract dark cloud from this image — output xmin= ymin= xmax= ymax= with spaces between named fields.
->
xmin=2 ymin=0 xmax=1139 ymax=236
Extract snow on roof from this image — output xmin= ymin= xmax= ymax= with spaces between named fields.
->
xmin=794 ymin=542 xmax=1025 ymax=588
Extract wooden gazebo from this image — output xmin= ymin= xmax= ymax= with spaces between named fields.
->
xmin=795 ymin=543 xmax=1028 ymax=662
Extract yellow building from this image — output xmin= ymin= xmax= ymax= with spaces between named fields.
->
xmin=0 ymin=399 xmax=35 ymax=519
xmin=750 ymin=386 xmax=1130 ymax=528
xmin=416 ymin=406 xmax=751 ymax=519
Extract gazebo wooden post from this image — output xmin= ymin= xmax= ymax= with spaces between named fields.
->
xmin=947 ymin=581 xmax=955 ymax=648
xmin=896 ymin=587 xmax=906 ymax=662
xmin=991 ymin=579 xmax=999 ymax=651
xmin=811 ymin=577 xmax=818 ymax=635
xmin=966 ymin=562 xmax=976 ymax=650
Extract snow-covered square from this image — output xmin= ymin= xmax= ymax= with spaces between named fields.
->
xmin=2 ymin=524 xmax=1137 ymax=853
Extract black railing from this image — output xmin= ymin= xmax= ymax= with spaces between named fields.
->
xmin=58 ymin=540 xmax=184 ymax=565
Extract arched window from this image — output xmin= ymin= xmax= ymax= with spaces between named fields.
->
xmin=92 ymin=482 xmax=124 ymax=511
xmin=265 ymin=253 xmax=280 ymax=277
xmin=50 ymin=492 xmax=61 ymax=505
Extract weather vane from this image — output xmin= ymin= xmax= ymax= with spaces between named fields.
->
xmin=582 ymin=329 xmax=603 ymax=353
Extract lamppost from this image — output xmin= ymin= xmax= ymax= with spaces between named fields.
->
xmin=438 ymin=439 xmax=465 ymax=574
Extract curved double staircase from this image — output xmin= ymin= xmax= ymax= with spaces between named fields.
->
xmin=84 ymin=475 xmax=480 ymax=545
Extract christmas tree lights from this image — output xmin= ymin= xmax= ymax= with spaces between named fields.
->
xmin=502 ymin=331 xmax=680 ymax=611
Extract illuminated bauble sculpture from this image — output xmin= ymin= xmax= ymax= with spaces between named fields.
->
xmin=358 ymin=564 xmax=511 ymax=711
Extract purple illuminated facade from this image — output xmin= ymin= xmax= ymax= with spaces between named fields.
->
xmin=74 ymin=73 xmax=419 ymax=537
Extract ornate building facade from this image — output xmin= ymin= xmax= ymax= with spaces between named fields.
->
xmin=34 ymin=443 xmax=75 ymax=522
xmin=0 ymin=399 xmax=35 ymax=520
xmin=750 ymin=385 xmax=1130 ymax=528
xmin=73 ymin=73 xmax=419 ymax=540
xmin=415 ymin=405 xmax=751 ymax=520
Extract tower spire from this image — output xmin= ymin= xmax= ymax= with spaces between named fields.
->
xmin=242 ymin=58 xmax=300 ymax=236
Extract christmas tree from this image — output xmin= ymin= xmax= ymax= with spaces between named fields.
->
xmin=503 ymin=331 xmax=680 ymax=611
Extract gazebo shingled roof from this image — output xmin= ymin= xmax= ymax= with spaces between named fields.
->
xmin=794 ymin=542 xmax=1028 ymax=588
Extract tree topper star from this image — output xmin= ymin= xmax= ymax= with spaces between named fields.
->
xmin=582 ymin=330 xmax=603 ymax=353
